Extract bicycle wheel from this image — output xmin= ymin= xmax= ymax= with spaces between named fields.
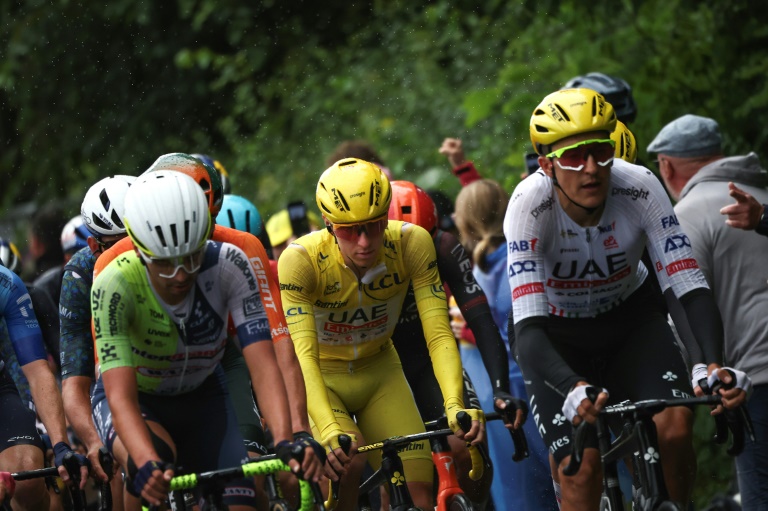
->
xmin=447 ymin=493 xmax=474 ymax=511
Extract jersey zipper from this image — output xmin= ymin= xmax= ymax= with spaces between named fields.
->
xmin=177 ymin=319 xmax=190 ymax=393
xmin=585 ymin=227 xmax=593 ymax=308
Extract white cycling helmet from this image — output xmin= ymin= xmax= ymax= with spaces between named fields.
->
xmin=60 ymin=216 xmax=91 ymax=254
xmin=81 ymin=175 xmax=136 ymax=237
xmin=0 ymin=238 xmax=22 ymax=274
xmin=123 ymin=170 xmax=211 ymax=258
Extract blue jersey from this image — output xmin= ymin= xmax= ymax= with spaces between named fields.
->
xmin=1 ymin=265 xmax=48 ymax=373
xmin=59 ymin=247 xmax=98 ymax=379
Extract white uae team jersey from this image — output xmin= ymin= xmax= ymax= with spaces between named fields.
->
xmin=504 ymin=158 xmax=708 ymax=322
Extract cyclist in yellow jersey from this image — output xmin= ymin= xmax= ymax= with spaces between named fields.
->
xmin=278 ymin=158 xmax=484 ymax=511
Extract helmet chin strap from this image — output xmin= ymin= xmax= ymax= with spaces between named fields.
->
xmin=551 ymin=164 xmax=602 ymax=215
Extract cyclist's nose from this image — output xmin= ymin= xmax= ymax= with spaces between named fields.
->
xmin=584 ymin=154 xmax=600 ymax=174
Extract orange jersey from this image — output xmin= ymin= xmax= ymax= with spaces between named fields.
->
xmin=94 ymin=225 xmax=290 ymax=345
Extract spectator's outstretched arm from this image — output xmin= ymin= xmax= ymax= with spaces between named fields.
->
xmin=439 ymin=138 xmax=482 ymax=186
xmin=720 ymin=182 xmax=766 ymax=233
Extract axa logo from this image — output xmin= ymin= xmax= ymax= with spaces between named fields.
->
xmin=508 ymin=260 xmax=536 ymax=277
xmin=663 ymin=234 xmax=690 ymax=253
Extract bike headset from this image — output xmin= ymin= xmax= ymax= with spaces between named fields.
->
xmin=529 ymin=88 xmax=618 ymax=214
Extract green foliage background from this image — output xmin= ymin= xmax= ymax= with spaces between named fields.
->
xmin=2 ymin=1 xmax=764 ymax=505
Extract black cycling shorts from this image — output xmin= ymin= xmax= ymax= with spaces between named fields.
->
xmin=0 ymin=368 xmax=45 ymax=454
xmin=522 ymin=279 xmax=693 ymax=464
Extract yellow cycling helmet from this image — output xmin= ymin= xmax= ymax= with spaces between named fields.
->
xmin=529 ymin=88 xmax=617 ymax=155
xmin=316 ymin=158 xmax=392 ymax=224
xmin=611 ymin=120 xmax=638 ymax=163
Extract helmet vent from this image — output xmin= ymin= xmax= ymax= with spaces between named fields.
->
xmin=244 ymin=210 xmax=251 ymax=233
xmin=198 ymin=178 xmax=211 ymax=192
xmin=99 ymin=189 xmax=112 ymax=211
xmin=337 ymin=192 xmax=350 ymax=211
xmin=111 ymin=210 xmax=124 ymax=229
xmin=184 ymin=220 xmax=191 ymax=243
xmin=401 ymin=206 xmax=412 ymax=214
xmin=154 ymin=226 xmax=168 ymax=248
xmin=369 ymin=183 xmax=375 ymax=206
xmin=226 ymin=210 xmax=236 ymax=229
xmin=92 ymin=215 xmax=111 ymax=230
xmin=170 ymin=224 xmax=179 ymax=247
xmin=339 ymin=159 xmax=356 ymax=167
xmin=555 ymin=104 xmax=570 ymax=121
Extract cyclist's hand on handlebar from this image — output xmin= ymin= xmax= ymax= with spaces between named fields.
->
xmin=707 ymin=366 xmax=751 ymax=410
xmin=289 ymin=432 xmax=326 ymax=483
xmin=691 ymin=363 xmax=710 ymax=397
xmin=447 ymin=407 xmax=485 ymax=445
xmin=494 ymin=391 xmax=528 ymax=430
xmin=562 ymin=383 xmax=609 ymax=426
xmin=321 ymin=431 xmax=357 ymax=480
xmin=130 ymin=460 xmax=173 ymax=507
xmin=53 ymin=442 xmax=91 ymax=490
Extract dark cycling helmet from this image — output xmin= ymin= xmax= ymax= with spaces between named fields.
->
xmin=388 ymin=181 xmax=438 ymax=235
xmin=216 ymin=194 xmax=264 ymax=237
xmin=145 ymin=153 xmax=224 ymax=216
xmin=60 ymin=216 xmax=91 ymax=254
xmin=192 ymin=153 xmax=231 ymax=195
xmin=530 ymin=88 xmax=617 ymax=155
xmin=562 ymin=72 xmax=637 ymax=124
xmin=0 ymin=238 xmax=22 ymax=274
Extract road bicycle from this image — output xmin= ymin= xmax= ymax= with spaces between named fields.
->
xmin=326 ymin=409 xmax=528 ymax=511
xmin=564 ymin=387 xmax=754 ymax=511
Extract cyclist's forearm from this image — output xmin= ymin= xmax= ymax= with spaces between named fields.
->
xmin=244 ymin=341 xmax=293 ymax=443
xmin=464 ymin=307 xmax=511 ymax=393
xmin=62 ymin=376 xmax=103 ymax=450
xmin=678 ymin=288 xmax=724 ymax=367
xmin=274 ymin=339 xmax=311 ymax=433
xmin=22 ymin=359 xmax=69 ymax=444
xmin=515 ymin=316 xmax=582 ymax=397
xmin=103 ymin=367 xmax=158 ymax=466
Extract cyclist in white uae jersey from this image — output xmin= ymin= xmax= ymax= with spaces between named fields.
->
xmin=504 ymin=88 xmax=750 ymax=510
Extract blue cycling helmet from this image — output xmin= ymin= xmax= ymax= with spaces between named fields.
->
xmin=216 ymin=194 xmax=264 ymax=237
xmin=192 ymin=153 xmax=231 ymax=195
xmin=61 ymin=216 xmax=91 ymax=254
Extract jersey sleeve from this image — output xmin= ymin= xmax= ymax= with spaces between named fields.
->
xmin=218 ymin=243 xmax=272 ymax=348
xmin=639 ymin=170 xmax=709 ymax=296
xmin=403 ymin=225 xmax=465 ymax=411
xmin=503 ymin=177 xmax=552 ymax=323
xmin=60 ymin=267 xmax=96 ymax=379
xmin=436 ymin=231 xmax=509 ymax=394
xmin=278 ymin=244 xmax=342 ymax=440
xmin=91 ymin=263 xmax=135 ymax=373
xmin=1 ymin=270 xmax=48 ymax=366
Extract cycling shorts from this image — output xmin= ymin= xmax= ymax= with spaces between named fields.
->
xmin=0 ymin=369 xmax=45 ymax=454
xmin=521 ymin=280 xmax=693 ymax=464
xmin=310 ymin=343 xmax=433 ymax=483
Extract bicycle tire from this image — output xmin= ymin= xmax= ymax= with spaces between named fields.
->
xmin=447 ymin=493 xmax=474 ymax=511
